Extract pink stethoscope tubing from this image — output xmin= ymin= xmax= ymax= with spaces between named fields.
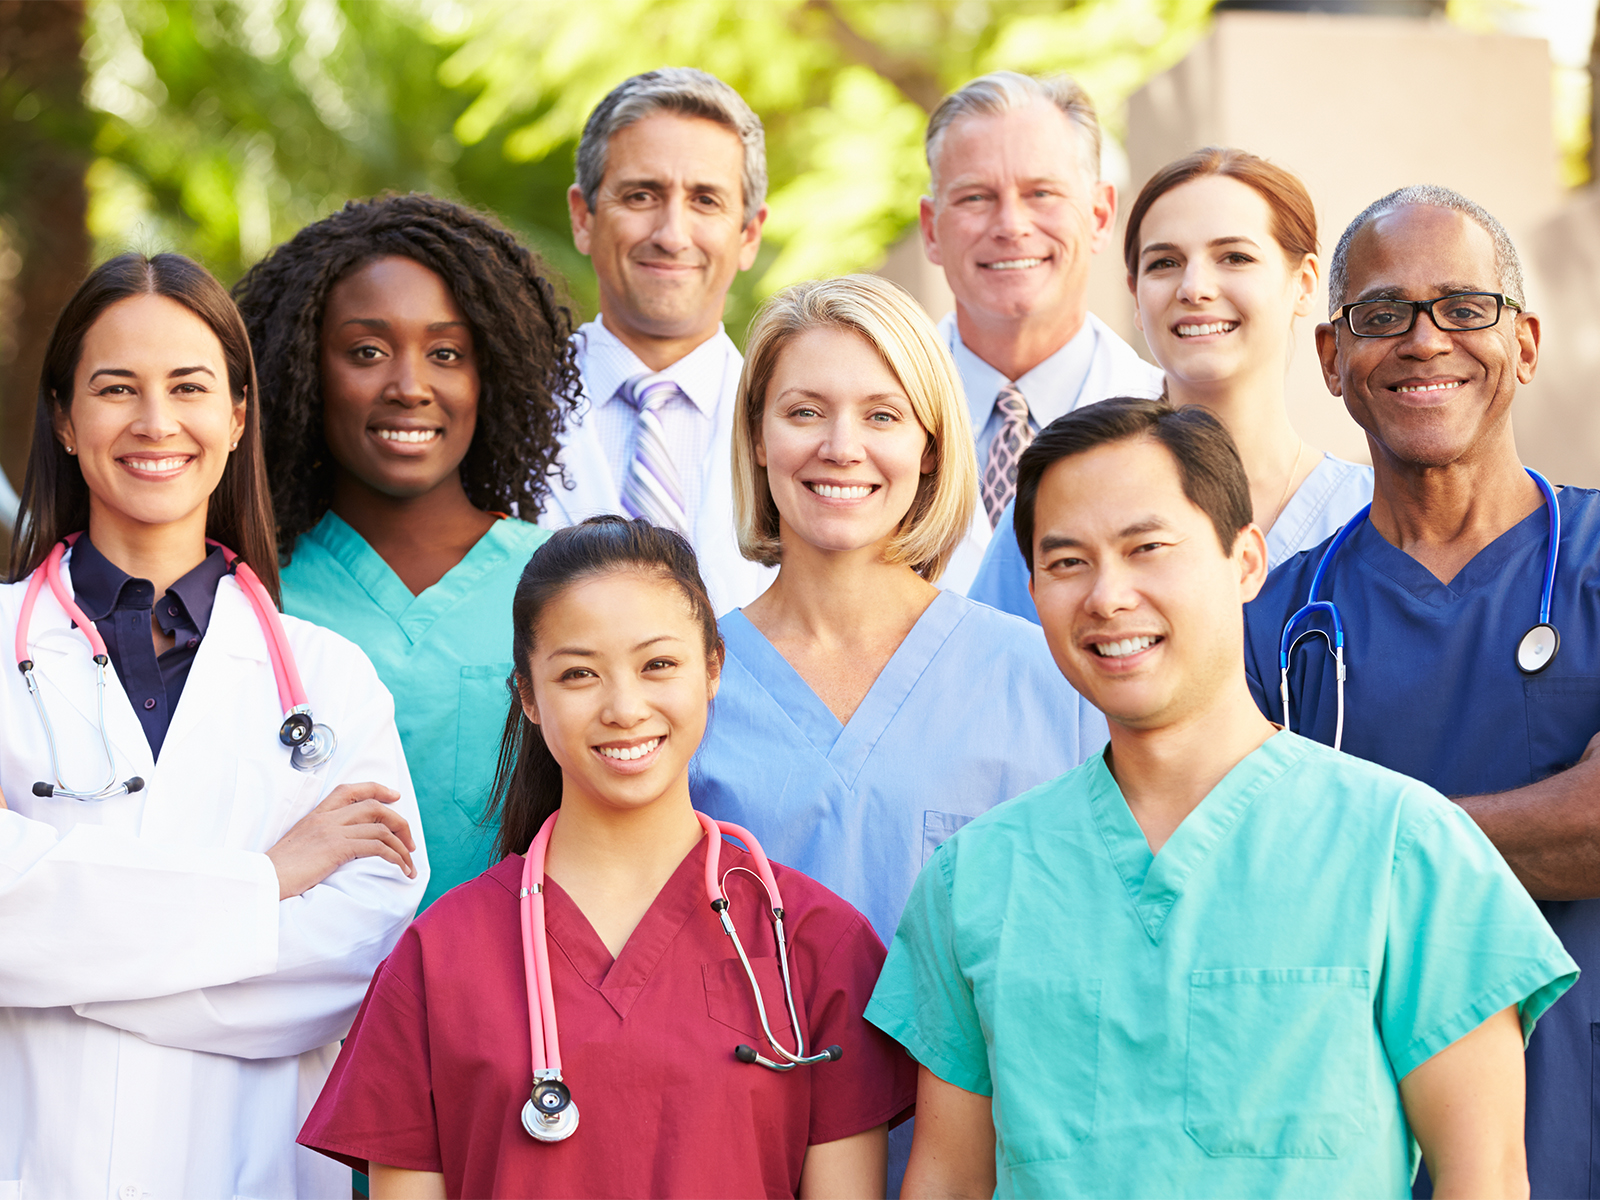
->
xmin=516 ymin=808 xmax=841 ymax=1142
xmin=14 ymin=533 xmax=332 ymax=800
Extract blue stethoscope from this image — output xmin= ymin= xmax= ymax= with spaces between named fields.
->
xmin=1279 ymin=467 xmax=1561 ymax=751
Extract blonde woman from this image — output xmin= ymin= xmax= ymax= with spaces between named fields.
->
xmin=693 ymin=275 xmax=1100 ymax=949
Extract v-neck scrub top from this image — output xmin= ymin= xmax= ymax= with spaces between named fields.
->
xmin=1242 ymin=485 xmax=1600 ymax=1198
xmin=298 ymin=839 xmax=916 ymax=1198
xmin=692 ymin=589 xmax=1106 ymax=947
xmin=281 ymin=513 xmax=550 ymax=910
xmin=866 ymin=733 xmax=1576 ymax=1199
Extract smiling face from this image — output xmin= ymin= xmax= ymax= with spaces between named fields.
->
xmin=319 ymin=255 xmax=481 ymax=501
xmin=1028 ymin=437 xmax=1266 ymax=732
xmin=1133 ymin=174 xmax=1317 ymax=393
xmin=569 ymin=112 xmax=765 ymax=352
xmin=1315 ymin=204 xmax=1539 ymax=470
xmin=57 ymin=292 xmax=244 ymax=542
xmin=921 ymin=100 xmax=1114 ymax=330
xmin=521 ymin=569 xmax=719 ymax=816
xmin=756 ymin=326 xmax=936 ymax=560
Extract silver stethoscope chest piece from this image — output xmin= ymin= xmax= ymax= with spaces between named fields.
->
xmin=1517 ymin=623 xmax=1560 ymax=675
xmin=521 ymin=1084 xmax=579 ymax=1143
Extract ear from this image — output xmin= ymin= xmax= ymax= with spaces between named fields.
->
xmin=1235 ymin=522 xmax=1270 ymax=603
xmin=1314 ymin=322 xmax=1343 ymax=397
xmin=919 ymin=195 xmax=943 ymax=268
xmin=1087 ymin=180 xmax=1117 ymax=255
xmin=231 ymin=389 xmax=248 ymax=449
xmin=706 ymin=642 xmax=724 ymax=699
xmin=1515 ymin=310 xmax=1540 ymax=385
xmin=737 ymin=205 xmax=768 ymax=272
xmin=517 ymin=675 xmax=540 ymax=726
xmin=568 ymin=184 xmax=594 ymax=257
xmin=52 ymin=400 xmax=76 ymax=452
xmin=920 ymin=434 xmax=937 ymax=476
xmin=1291 ymin=253 xmax=1321 ymax=319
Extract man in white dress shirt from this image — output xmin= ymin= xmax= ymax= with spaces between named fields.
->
xmin=544 ymin=68 xmax=774 ymax=612
xmin=920 ymin=71 xmax=1164 ymax=592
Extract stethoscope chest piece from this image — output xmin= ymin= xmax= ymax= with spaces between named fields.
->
xmin=521 ymin=1082 xmax=578 ymax=1143
xmin=1517 ymin=623 xmax=1560 ymax=675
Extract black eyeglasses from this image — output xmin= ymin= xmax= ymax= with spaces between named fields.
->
xmin=1332 ymin=291 xmax=1523 ymax=338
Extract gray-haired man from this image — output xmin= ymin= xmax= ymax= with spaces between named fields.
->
xmin=922 ymin=71 xmax=1164 ymax=595
xmin=543 ymin=68 xmax=773 ymax=611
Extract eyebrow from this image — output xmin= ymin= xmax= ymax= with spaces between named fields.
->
xmin=773 ymin=387 xmax=907 ymax=404
xmin=339 ymin=317 xmax=469 ymax=332
xmin=549 ymin=635 xmax=685 ymax=658
xmin=1352 ymin=281 xmax=1491 ymax=302
xmin=1141 ymin=236 xmax=1261 ymax=257
xmin=946 ymin=175 xmax=1066 ymax=193
xmin=1037 ymin=518 xmax=1171 ymax=553
xmin=87 ymin=365 xmax=216 ymax=383
xmin=613 ymin=176 xmax=732 ymax=197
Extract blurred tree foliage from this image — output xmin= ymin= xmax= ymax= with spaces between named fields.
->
xmin=81 ymin=0 xmax=1214 ymax=342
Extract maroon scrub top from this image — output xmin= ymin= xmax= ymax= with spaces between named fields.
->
xmin=299 ymin=836 xmax=916 ymax=1199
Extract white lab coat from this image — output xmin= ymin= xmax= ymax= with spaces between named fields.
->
xmin=539 ymin=330 xmax=775 ymax=616
xmin=0 ymin=557 xmax=428 ymax=1200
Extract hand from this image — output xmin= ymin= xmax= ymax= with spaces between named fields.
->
xmin=1579 ymin=729 xmax=1600 ymax=765
xmin=266 ymin=782 xmax=416 ymax=900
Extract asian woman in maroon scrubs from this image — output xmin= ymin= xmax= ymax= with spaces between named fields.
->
xmin=299 ymin=517 xmax=914 ymax=1199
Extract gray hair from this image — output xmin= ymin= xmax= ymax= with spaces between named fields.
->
xmin=575 ymin=68 xmax=767 ymax=224
xmin=925 ymin=71 xmax=1102 ymax=188
xmin=1328 ymin=184 xmax=1526 ymax=314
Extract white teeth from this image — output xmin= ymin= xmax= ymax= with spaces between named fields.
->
xmin=1175 ymin=321 xmax=1238 ymax=337
xmin=377 ymin=429 xmax=441 ymax=443
xmin=811 ymin=483 xmax=874 ymax=500
xmin=983 ymin=257 xmax=1045 ymax=270
xmin=124 ymin=457 xmax=189 ymax=472
xmin=598 ymin=738 xmax=660 ymax=761
xmin=1394 ymin=381 xmax=1461 ymax=394
xmin=1093 ymin=635 xmax=1158 ymax=658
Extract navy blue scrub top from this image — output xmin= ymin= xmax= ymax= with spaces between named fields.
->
xmin=70 ymin=536 xmax=229 ymax=757
xmin=1243 ymin=485 xmax=1600 ymax=1200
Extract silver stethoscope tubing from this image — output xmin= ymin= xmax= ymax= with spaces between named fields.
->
xmin=1279 ymin=467 xmax=1561 ymax=751
xmin=516 ymin=808 xmax=842 ymax=1144
xmin=15 ymin=534 xmax=337 ymax=800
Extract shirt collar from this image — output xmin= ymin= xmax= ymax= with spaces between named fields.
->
xmin=578 ymin=315 xmax=732 ymax=417
xmin=941 ymin=311 xmax=1102 ymax=427
xmin=70 ymin=535 xmax=229 ymax=635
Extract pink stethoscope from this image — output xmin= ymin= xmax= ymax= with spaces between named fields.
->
xmin=517 ymin=808 xmax=842 ymax=1142
xmin=15 ymin=533 xmax=336 ymax=800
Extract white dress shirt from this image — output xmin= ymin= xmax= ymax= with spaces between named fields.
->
xmin=939 ymin=311 xmax=1165 ymax=593
xmin=542 ymin=317 xmax=775 ymax=615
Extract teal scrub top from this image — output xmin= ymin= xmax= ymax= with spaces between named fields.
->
xmin=866 ymin=731 xmax=1577 ymax=1199
xmin=280 ymin=513 xmax=549 ymax=911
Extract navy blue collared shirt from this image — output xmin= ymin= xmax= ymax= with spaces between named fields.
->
xmin=70 ymin=537 xmax=230 ymax=757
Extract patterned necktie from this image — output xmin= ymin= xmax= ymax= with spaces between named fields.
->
xmin=981 ymin=383 xmax=1033 ymax=528
xmin=620 ymin=373 xmax=688 ymax=534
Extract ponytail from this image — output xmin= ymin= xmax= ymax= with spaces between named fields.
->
xmin=484 ymin=516 xmax=723 ymax=862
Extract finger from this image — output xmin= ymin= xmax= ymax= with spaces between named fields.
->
xmin=319 ymin=782 xmax=402 ymax=810
xmin=344 ymin=822 xmax=416 ymax=878
xmin=344 ymin=835 xmax=410 ymax=877
xmin=342 ymin=799 xmax=416 ymax=849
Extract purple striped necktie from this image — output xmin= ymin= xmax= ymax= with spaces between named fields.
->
xmin=620 ymin=373 xmax=688 ymax=534
xmin=981 ymin=382 xmax=1033 ymax=528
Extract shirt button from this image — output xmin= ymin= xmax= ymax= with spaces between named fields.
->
xmin=167 ymin=604 xmax=178 ymax=616
xmin=187 ymin=637 xmax=199 ymax=649
xmin=143 ymin=698 xmax=156 ymax=710
xmin=120 ymin=1186 xmax=139 ymax=1200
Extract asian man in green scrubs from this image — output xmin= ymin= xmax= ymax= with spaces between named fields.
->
xmin=865 ymin=397 xmax=1577 ymax=1199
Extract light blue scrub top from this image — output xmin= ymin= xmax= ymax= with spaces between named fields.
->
xmin=970 ymin=452 xmax=1373 ymax=621
xmin=867 ymin=732 xmax=1576 ymax=1199
xmin=281 ymin=512 xmax=549 ymax=910
xmin=692 ymin=589 xmax=1104 ymax=948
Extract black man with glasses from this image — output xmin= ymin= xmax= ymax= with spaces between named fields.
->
xmin=1243 ymin=185 xmax=1600 ymax=1200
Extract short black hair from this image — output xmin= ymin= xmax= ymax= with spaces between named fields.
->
xmin=1014 ymin=397 xmax=1253 ymax=564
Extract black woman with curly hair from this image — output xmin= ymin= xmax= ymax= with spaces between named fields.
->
xmin=235 ymin=193 xmax=581 ymax=909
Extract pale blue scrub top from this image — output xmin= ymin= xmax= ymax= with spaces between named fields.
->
xmin=1243 ymin=485 xmax=1600 ymax=1198
xmin=971 ymin=452 xmax=1373 ymax=621
xmin=281 ymin=513 xmax=549 ymax=910
xmin=691 ymin=589 xmax=1105 ymax=947
xmin=867 ymin=732 xmax=1576 ymax=1199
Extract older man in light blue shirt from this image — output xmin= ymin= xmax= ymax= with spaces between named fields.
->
xmin=919 ymin=71 xmax=1164 ymax=591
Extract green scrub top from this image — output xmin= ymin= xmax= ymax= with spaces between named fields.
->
xmin=280 ymin=512 xmax=549 ymax=911
xmin=866 ymin=731 xmax=1576 ymax=1199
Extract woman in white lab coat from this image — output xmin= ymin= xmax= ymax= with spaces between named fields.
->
xmin=0 ymin=252 xmax=429 ymax=1199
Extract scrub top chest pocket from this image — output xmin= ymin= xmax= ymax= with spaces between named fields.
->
xmin=1184 ymin=967 xmax=1372 ymax=1158
xmin=454 ymin=663 xmax=515 ymax=819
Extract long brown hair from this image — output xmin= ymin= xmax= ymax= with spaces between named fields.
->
xmin=8 ymin=252 xmax=281 ymax=602
xmin=1123 ymin=147 xmax=1318 ymax=279
xmin=485 ymin=517 xmax=724 ymax=861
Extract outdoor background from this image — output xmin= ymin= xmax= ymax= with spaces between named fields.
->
xmin=4 ymin=0 xmax=1599 ymax=542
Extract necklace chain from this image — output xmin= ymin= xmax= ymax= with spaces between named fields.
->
xmin=1267 ymin=440 xmax=1307 ymax=532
